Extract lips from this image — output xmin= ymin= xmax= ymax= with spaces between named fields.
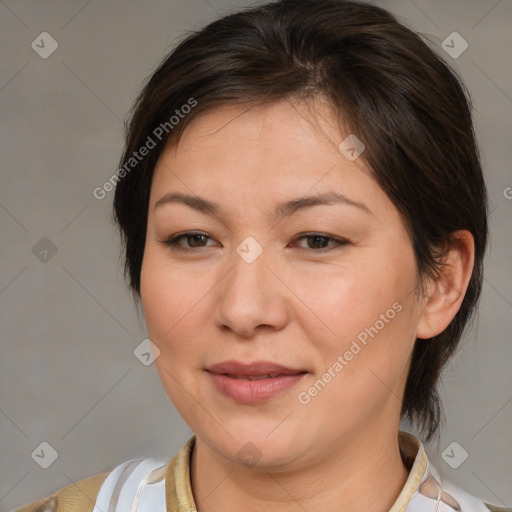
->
xmin=228 ymin=374 xmax=277 ymax=381
xmin=208 ymin=360 xmax=306 ymax=378
xmin=207 ymin=360 xmax=307 ymax=403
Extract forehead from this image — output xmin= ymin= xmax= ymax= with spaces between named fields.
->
xmin=171 ymin=99 xmax=345 ymax=157
xmin=154 ymin=100 xmax=367 ymax=183
xmin=149 ymin=100 xmax=397 ymax=224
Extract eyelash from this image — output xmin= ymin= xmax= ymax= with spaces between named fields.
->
xmin=158 ymin=231 xmax=348 ymax=253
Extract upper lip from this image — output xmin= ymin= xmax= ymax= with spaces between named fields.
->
xmin=207 ymin=360 xmax=306 ymax=377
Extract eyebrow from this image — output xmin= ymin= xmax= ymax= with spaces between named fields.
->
xmin=154 ymin=191 xmax=372 ymax=218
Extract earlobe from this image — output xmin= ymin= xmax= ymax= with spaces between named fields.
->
xmin=416 ymin=230 xmax=475 ymax=340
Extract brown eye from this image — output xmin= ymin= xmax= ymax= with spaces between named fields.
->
xmin=183 ymin=234 xmax=209 ymax=248
xmin=159 ymin=232 xmax=217 ymax=252
xmin=306 ymin=235 xmax=331 ymax=249
xmin=293 ymin=233 xmax=348 ymax=251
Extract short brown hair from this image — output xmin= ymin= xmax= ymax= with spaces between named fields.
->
xmin=113 ymin=0 xmax=488 ymax=441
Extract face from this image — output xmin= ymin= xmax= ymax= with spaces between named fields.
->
xmin=141 ymin=99 xmax=427 ymax=470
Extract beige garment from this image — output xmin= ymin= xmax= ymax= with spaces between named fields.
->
xmin=14 ymin=471 xmax=109 ymax=512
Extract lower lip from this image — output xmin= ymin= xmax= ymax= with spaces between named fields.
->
xmin=208 ymin=372 xmax=306 ymax=403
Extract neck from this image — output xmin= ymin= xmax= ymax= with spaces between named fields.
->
xmin=190 ymin=424 xmax=410 ymax=512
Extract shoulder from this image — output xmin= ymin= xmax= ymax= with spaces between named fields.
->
xmin=442 ymin=479 xmax=511 ymax=512
xmin=10 ymin=469 xmax=109 ymax=512
xmin=399 ymin=432 xmax=510 ymax=512
xmin=10 ymin=457 xmax=168 ymax=512
xmin=414 ymin=468 xmax=511 ymax=512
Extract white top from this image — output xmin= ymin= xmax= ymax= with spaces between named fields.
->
xmin=92 ymin=458 xmax=168 ymax=512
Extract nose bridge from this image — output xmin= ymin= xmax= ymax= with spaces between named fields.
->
xmin=214 ymin=236 xmax=287 ymax=335
xmin=227 ymin=235 xmax=272 ymax=300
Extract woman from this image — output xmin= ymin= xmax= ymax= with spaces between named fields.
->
xmin=13 ymin=0 xmax=509 ymax=511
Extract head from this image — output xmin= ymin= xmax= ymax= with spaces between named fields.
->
xmin=113 ymin=0 xmax=487 ymax=466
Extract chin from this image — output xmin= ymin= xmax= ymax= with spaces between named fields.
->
xmin=199 ymin=422 xmax=310 ymax=470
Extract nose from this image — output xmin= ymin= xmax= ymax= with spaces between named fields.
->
xmin=214 ymin=242 xmax=289 ymax=338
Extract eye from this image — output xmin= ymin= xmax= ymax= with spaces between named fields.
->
xmin=291 ymin=233 xmax=348 ymax=251
xmin=159 ymin=232 xmax=218 ymax=252
xmin=159 ymin=231 xmax=348 ymax=253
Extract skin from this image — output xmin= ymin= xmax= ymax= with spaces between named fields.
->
xmin=140 ymin=99 xmax=475 ymax=512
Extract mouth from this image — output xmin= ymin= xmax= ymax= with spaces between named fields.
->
xmin=222 ymin=374 xmax=282 ymax=381
xmin=206 ymin=360 xmax=307 ymax=403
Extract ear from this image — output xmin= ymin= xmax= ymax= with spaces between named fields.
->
xmin=415 ymin=230 xmax=475 ymax=340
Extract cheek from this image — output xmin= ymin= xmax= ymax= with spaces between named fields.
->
xmin=297 ymin=260 xmax=410 ymax=346
xmin=301 ymin=254 xmax=419 ymax=395
xmin=141 ymin=247 xmax=201 ymax=330
xmin=140 ymin=245 xmax=221 ymax=377
xmin=140 ymin=249 xmax=209 ymax=417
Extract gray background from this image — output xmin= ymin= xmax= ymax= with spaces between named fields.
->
xmin=0 ymin=0 xmax=511 ymax=510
